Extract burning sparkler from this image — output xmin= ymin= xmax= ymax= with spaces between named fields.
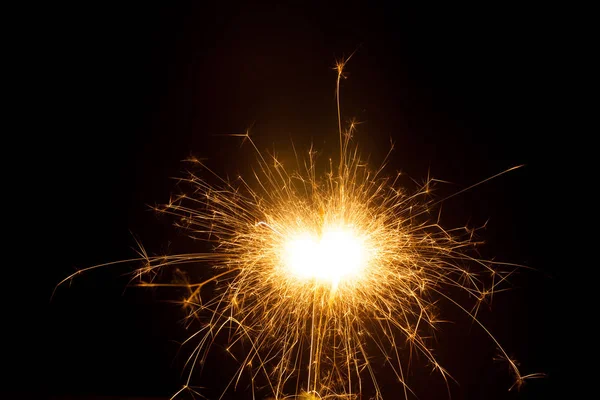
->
xmin=57 ymin=56 xmax=543 ymax=399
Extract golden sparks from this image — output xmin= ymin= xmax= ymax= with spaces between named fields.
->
xmin=57 ymin=56 xmax=543 ymax=399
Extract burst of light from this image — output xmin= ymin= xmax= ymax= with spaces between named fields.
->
xmin=283 ymin=226 xmax=367 ymax=286
xmin=57 ymin=56 xmax=543 ymax=399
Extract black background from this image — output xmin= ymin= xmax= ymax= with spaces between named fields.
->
xmin=9 ymin=2 xmax=576 ymax=399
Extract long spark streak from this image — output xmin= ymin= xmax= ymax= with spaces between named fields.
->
xmin=57 ymin=57 xmax=542 ymax=399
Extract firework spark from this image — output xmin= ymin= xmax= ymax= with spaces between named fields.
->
xmin=57 ymin=57 xmax=543 ymax=399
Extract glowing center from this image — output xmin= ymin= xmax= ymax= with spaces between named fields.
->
xmin=284 ymin=228 xmax=366 ymax=284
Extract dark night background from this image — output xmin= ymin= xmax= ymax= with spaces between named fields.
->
xmin=8 ymin=2 xmax=578 ymax=399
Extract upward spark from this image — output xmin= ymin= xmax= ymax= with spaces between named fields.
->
xmin=57 ymin=58 xmax=542 ymax=399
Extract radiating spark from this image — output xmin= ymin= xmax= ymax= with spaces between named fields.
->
xmin=57 ymin=56 xmax=543 ymax=399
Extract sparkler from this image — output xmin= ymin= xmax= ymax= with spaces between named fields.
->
xmin=57 ymin=56 xmax=543 ymax=399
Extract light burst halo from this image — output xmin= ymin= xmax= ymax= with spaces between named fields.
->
xmin=282 ymin=226 xmax=367 ymax=286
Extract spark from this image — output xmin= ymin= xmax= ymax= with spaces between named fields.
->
xmin=57 ymin=56 xmax=543 ymax=399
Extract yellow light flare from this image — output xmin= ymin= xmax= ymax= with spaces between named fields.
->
xmin=283 ymin=226 xmax=368 ymax=287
